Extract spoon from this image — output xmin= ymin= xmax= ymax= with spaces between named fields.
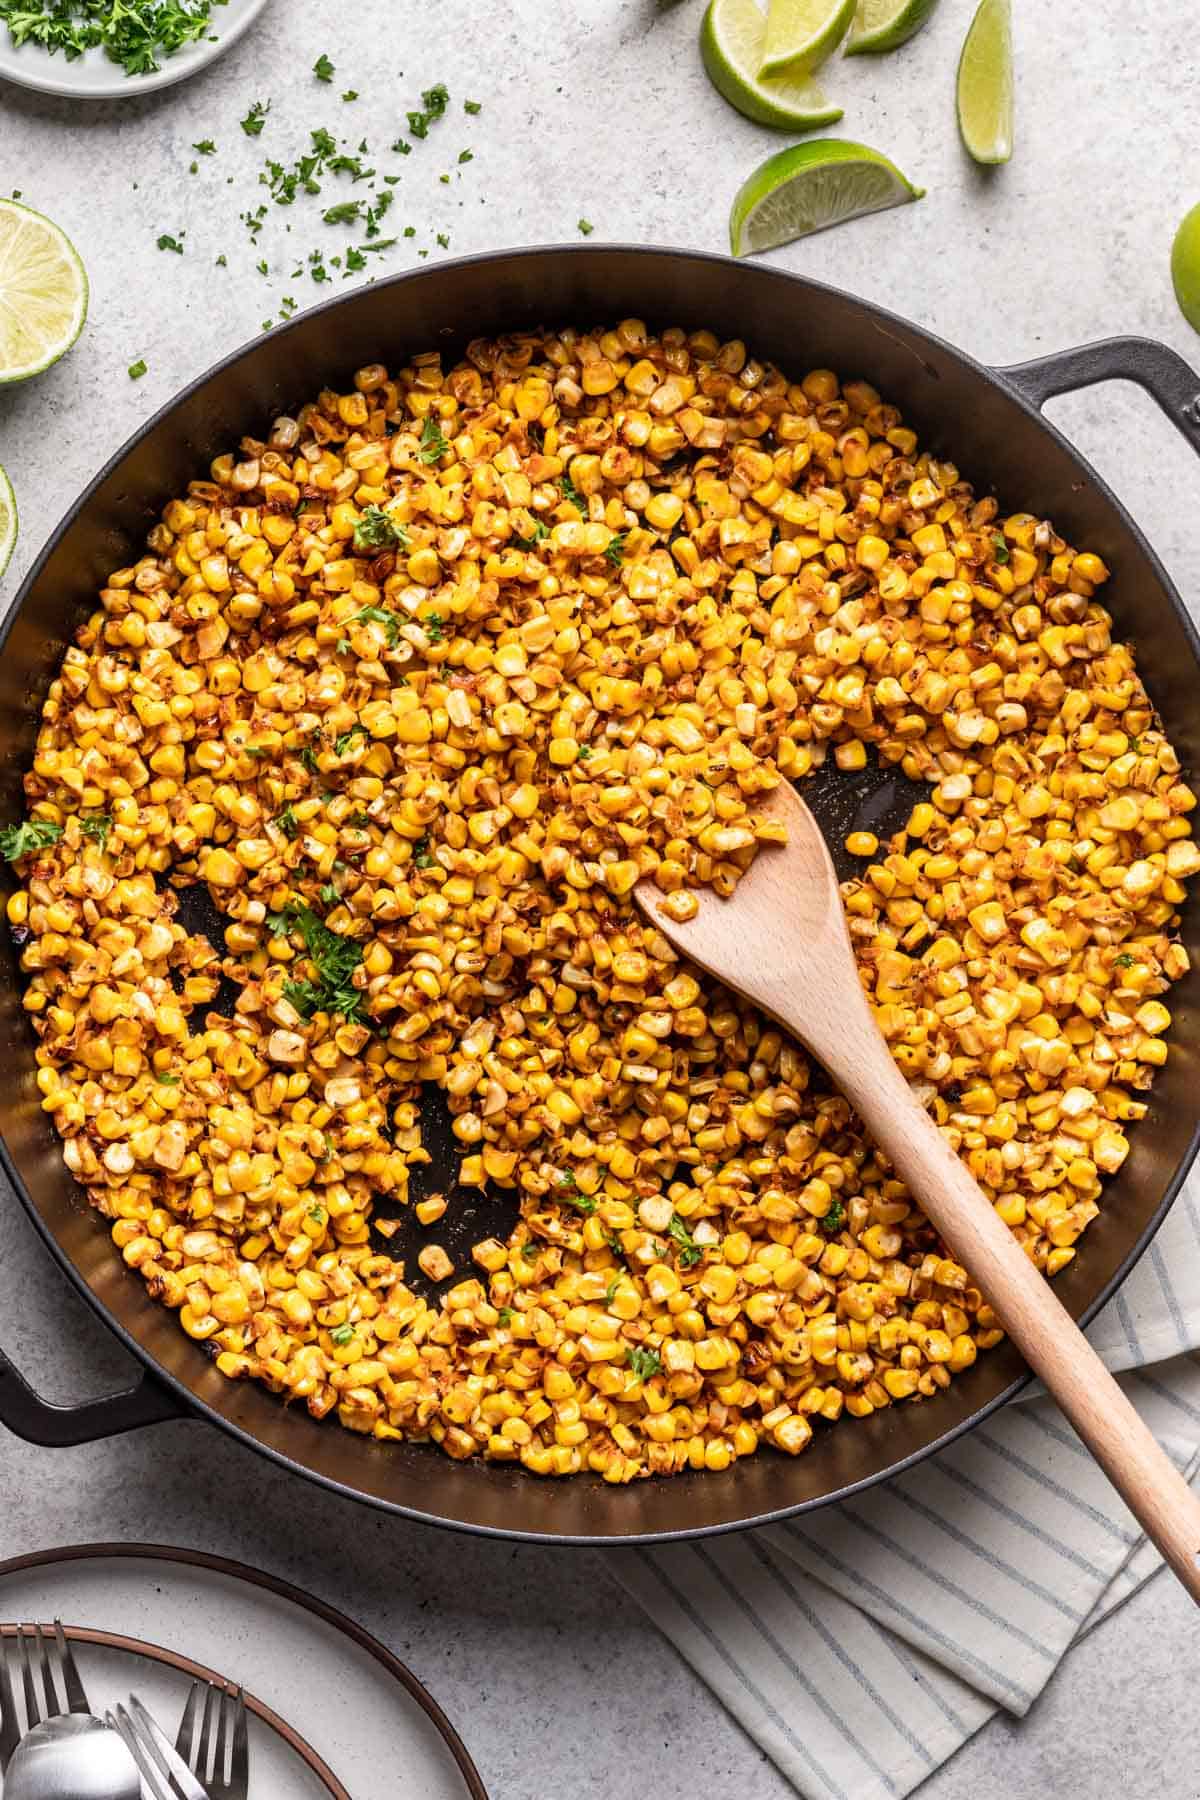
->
xmin=4 ymin=1713 xmax=141 ymax=1800
xmin=636 ymin=778 xmax=1200 ymax=1602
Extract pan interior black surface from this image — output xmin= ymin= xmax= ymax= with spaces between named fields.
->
xmin=1 ymin=246 xmax=1197 ymax=1543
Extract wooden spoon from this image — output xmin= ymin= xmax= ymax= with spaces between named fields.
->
xmin=636 ymin=778 xmax=1200 ymax=1601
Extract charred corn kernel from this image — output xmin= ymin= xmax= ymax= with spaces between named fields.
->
xmin=16 ymin=321 xmax=1191 ymax=1489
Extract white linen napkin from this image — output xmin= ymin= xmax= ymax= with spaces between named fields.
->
xmin=610 ymin=1172 xmax=1200 ymax=1800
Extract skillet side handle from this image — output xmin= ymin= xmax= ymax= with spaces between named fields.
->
xmin=998 ymin=335 xmax=1200 ymax=455
xmin=0 ymin=1347 xmax=186 ymax=1446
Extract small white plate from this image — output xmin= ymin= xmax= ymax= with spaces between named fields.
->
xmin=0 ymin=1545 xmax=487 ymax=1800
xmin=0 ymin=0 xmax=270 ymax=99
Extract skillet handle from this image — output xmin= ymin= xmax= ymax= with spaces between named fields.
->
xmin=0 ymin=1346 xmax=185 ymax=1446
xmin=998 ymin=334 xmax=1200 ymax=453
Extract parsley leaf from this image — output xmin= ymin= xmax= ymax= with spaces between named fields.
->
xmin=330 ymin=1323 xmax=356 ymax=1345
xmin=353 ymin=503 xmax=407 ymax=552
xmin=334 ymin=724 xmax=368 ymax=755
xmin=80 ymin=814 xmax=113 ymax=846
xmin=820 ymin=1200 xmax=846 ymax=1236
xmin=192 ymin=139 xmax=216 ymax=155
xmin=275 ymin=805 xmax=300 ymax=839
xmin=604 ymin=532 xmax=627 ymax=568
xmin=559 ymin=472 xmax=584 ymax=511
xmin=1113 ymin=953 xmax=1138 ymax=969
xmin=627 ymin=1346 xmax=661 ymax=1381
xmin=0 ymin=819 xmax=62 ymax=861
xmin=497 ymin=1306 xmax=515 ymax=1326
xmin=156 ymin=232 xmax=184 ymax=253
xmin=241 ymin=99 xmax=270 ymax=136
xmin=667 ymin=1213 xmax=702 ymax=1268
xmin=423 ymin=613 xmax=445 ymax=643
xmin=313 ymin=52 xmax=334 ymax=80
xmin=154 ymin=1071 xmax=181 ymax=1085
xmin=577 ymin=217 xmax=594 ymax=236
xmin=418 ymin=415 xmax=450 ymax=463
xmin=127 ymin=358 xmax=147 ymax=379
xmin=281 ymin=907 xmax=367 ymax=1023
xmin=992 ymin=536 xmax=1010 ymax=564
xmin=464 ymin=98 xmax=482 ymax=114
xmin=346 ymin=602 xmax=400 ymax=647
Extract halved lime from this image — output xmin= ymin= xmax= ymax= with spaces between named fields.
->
xmin=0 ymin=463 xmax=16 ymax=583
xmin=702 ymin=0 xmax=843 ymax=130
xmin=956 ymin=0 xmax=1013 ymax=165
xmin=0 ymin=199 xmax=88 ymax=384
xmin=845 ymin=0 xmax=940 ymax=55
xmin=760 ymin=0 xmax=856 ymax=80
xmin=730 ymin=138 xmax=924 ymax=258
xmin=1171 ymin=204 xmax=1200 ymax=335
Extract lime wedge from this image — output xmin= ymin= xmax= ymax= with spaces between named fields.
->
xmin=956 ymin=0 xmax=1013 ymax=165
xmin=0 ymin=463 xmax=15 ymax=582
xmin=760 ymin=0 xmax=856 ymax=79
xmin=845 ymin=0 xmax=940 ymax=55
xmin=0 ymin=199 xmax=88 ymax=385
xmin=730 ymin=138 xmax=924 ymax=258
xmin=702 ymin=0 xmax=843 ymax=130
xmin=1171 ymin=204 xmax=1200 ymax=335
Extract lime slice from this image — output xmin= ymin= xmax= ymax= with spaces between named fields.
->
xmin=760 ymin=0 xmax=856 ymax=79
xmin=0 ymin=463 xmax=15 ymax=582
xmin=702 ymin=0 xmax=843 ymax=130
xmin=730 ymin=138 xmax=924 ymax=258
xmin=1171 ymin=204 xmax=1200 ymax=334
xmin=845 ymin=0 xmax=940 ymax=55
xmin=956 ymin=0 xmax=1013 ymax=165
xmin=0 ymin=199 xmax=88 ymax=385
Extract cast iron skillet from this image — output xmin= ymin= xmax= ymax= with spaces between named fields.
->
xmin=1 ymin=246 xmax=1198 ymax=1544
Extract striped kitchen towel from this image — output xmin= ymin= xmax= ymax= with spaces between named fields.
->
xmin=610 ymin=1170 xmax=1200 ymax=1800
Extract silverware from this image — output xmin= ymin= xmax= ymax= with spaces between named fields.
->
xmin=108 ymin=1703 xmax=193 ymax=1800
xmin=0 ymin=1622 xmax=139 ymax=1799
xmin=172 ymin=1683 xmax=247 ymax=1800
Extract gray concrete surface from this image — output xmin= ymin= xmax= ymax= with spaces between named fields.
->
xmin=2 ymin=1 xmax=1200 ymax=1794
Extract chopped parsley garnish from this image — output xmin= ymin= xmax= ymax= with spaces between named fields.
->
xmin=241 ymin=99 xmax=270 ymax=136
xmin=334 ymin=724 xmax=368 ymax=755
xmin=418 ymin=415 xmax=451 ymax=463
xmin=330 ymin=1323 xmax=356 ymax=1345
xmin=406 ymin=81 xmax=450 ymax=139
xmin=313 ymin=52 xmax=334 ymax=80
xmin=347 ymin=603 xmax=400 ymax=647
xmin=156 ymin=232 xmax=184 ymax=253
xmin=0 ymin=0 xmax=221 ymax=76
xmin=667 ymin=1213 xmax=702 ymax=1268
xmin=352 ymin=503 xmax=407 ymax=552
xmin=319 ymin=883 xmax=339 ymax=907
xmin=604 ymin=1274 xmax=621 ymax=1303
xmin=464 ymin=98 xmax=482 ymax=114
xmin=154 ymin=1071 xmax=181 ymax=1085
xmin=577 ymin=218 xmax=594 ymax=236
xmin=424 ymin=613 xmax=446 ymax=643
xmin=577 ymin=746 xmax=592 ymax=760
xmin=1113 ymin=953 xmax=1138 ymax=969
xmin=128 ymin=358 xmax=147 ymax=379
xmin=412 ymin=836 xmax=434 ymax=869
xmin=627 ymin=1346 xmax=661 ymax=1381
xmin=992 ymin=536 xmax=1010 ymax=564
xmin=559 ymin=472 xmax=584 ymax=511
xmin=820 ymin=1199 xmax=846 ymax=1236
xmin=275 ymin=805 xmax=299 ymax=839
xmin=341 ymin=89 xmax=357 ymax=102
xmin=458 ymin=149 xmax=473 ymax=164
xmin=0 ymin=819 xmax=63 ymax=861
xmin=556 ymin=1172 xmax=596 ymax=1215
xmin=604 ymin=532 xmax=627 ymax=568
xmin=281 ymin=907 xmax=367 ymax=1023
xmin=521 ymin=1241 xmax=540 ymax=1260
xmin=323 ymin=199 xmax=361 ymax=225
xmin=193 ymin=139 xmax=216 ymax=155
xmin=308 ymin=1203 xmax=326 ymax=1221
xmin=80 ymin=814 xmax=113 ymax=846
xmin=514 ymin=521 xmax=549 ymax=549
xmin=497 ymin=1306 xmax=514 ymax=1326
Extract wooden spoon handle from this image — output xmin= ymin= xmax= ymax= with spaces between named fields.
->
xmin=815 ymin=1010 xmax=1200 ymax=1604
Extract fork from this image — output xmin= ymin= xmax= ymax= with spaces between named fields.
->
xmin=173 ymin=1681 xmax=248 ymax=1800
xmin=0 ymin=1621 xmax=90 ymax=1769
